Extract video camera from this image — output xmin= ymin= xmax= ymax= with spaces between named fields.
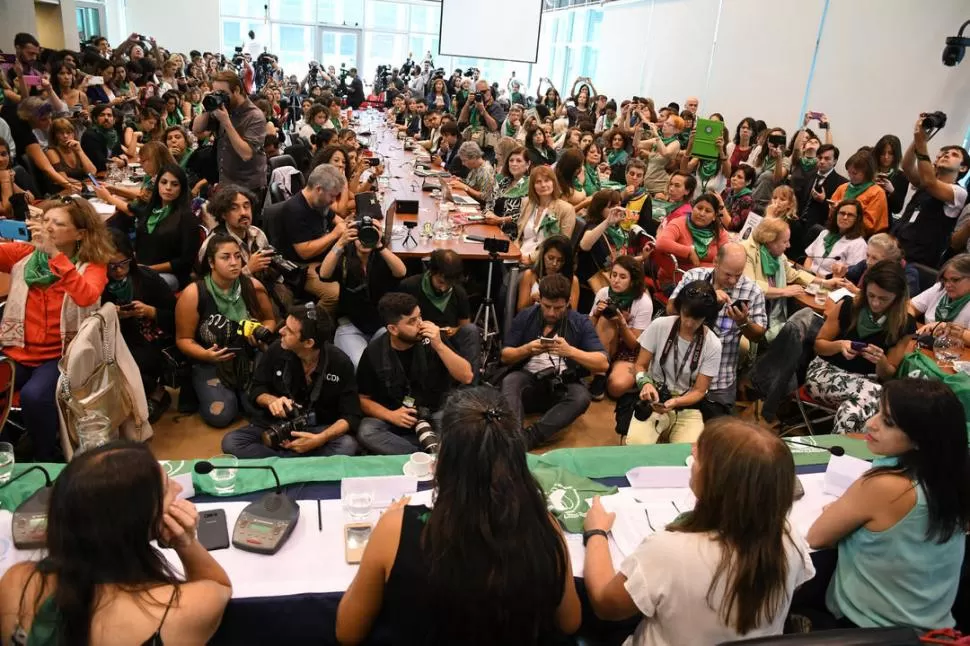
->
xmin=464 ymin=67 xmax=480 ymax=78
xmin=199 ymin=314 xmax=276 ymax=351
xmin=261 ymin=403 xmax=313 ymax=449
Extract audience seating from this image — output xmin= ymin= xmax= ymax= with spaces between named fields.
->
xmin=910 ymin=262 xmax=940 ymax=294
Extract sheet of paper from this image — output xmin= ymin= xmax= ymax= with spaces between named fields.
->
xmin=626 ymin=466 xmax=690 ymax=489
xmin=823 ymin=454 xmax=871 ymax=497
xmin=828 ymin=287 xmax=854 ymax=303
xmin=789 ymin=473 xmax=835 ymax=543
xmin=340 ymin=475 xmax=417 ymax=508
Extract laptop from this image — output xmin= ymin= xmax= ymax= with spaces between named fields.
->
xmin=691 ymin=118 xmax=724 ymax=161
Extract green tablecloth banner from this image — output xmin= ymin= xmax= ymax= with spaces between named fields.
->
xmin=896 ymin=350 xmax=970 ymax=437
xmin=533 ymin=466 xmax=618 ymax=533
xmin=0 ymin=435 xmax=872 ymax=511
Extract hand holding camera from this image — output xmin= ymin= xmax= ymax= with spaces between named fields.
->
xmin=389 ymin=406 xmax=418 ymax=429
xmin=269 ymin=396 xmax=295 ymax=419
xmin=247 ymin=248 xmax=273 ymax=274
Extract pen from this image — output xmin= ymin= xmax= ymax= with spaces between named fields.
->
xmin=317 ymin=499 xmax=322 ymax=532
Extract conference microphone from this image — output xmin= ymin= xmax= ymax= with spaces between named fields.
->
xmin=0 ymin=465 xmax=54 ymax=549
xmin=785 ymin=439 xmax=846 ymax=456
xmin=194 ymin=460 xmax=299 ymax=554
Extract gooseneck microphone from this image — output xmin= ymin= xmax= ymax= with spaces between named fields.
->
xmin=785 ymin=439 xmax=846 ymax=456
xmin=0 ymin=465 xmax=55 ymax=549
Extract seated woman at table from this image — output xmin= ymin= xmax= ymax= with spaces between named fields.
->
xmin=721 ymin=165 xmax=756 ymax=232
xmin=0 ymin=197 xmax=111 ymax=461
xmin=807 ymin=378 xmax=970 ymax=631
xmin=516 ymin=166 xmax=577 ymax=264
xmin=624 ymin=281 xmax=722 ymax=444
xmin=96 ymin=141 xmax=176 ymax=213
xmin=656 ymin=194 xmax=729 ymax=272
xmin=102 ymin=229 xmax=176 ymax=422
xmin=524 ymin=124 xmax=557 ymax=167
xmin=517 ymin=235 xmax=580 ymax=313
xmin=830 ymin=148 xmax=889 ymax=236
xmin=175 ymin=234 xmax=275 ymax=428
xmin=484 ymin=145 xmax=530 ymax=238
xmin=0 ymin=441 xmax=233 ymax=645
xmin=803 ymin=199 xmax=868 ymax=276
xmin=806 ymin=260 xmax=915 ymax=434
xmin=45 ymin=117 xmax=96 ymax=183
xmin=555 ymin=148 xmax=587 ymax=210
xmin=844 ymin=233 xmax=919 ymax=297
xmin=298 ymin=103 xmax=328 ymax=142
xmin=583 ymin=417 xmax=814 ymax=644
xmin=0 ymin=139 xmax=33 ymax=219
xmin=336 ymin=386 xmax=581 ymax=645
xmin=605 ymin=129 xmax=630 ymax=178
xmin=589 ymin=254 xmax=654 ymax=400
xmin=910 ymin=253 xmax=970 ymax=344
xmin=448 ymin=141 xmax=494 ymax=205
xmin=311 ymin=144 xmax=355 ymax=218
xmin=122 ymin=107 xmax=161 ymax=157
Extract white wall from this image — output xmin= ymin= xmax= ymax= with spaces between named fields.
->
xmin=0 ymin=0 xmax=38 ymax=52
xmin=124 ymin=0 xmax=220 ymax=55
xmin=547 ymin=0 xmax=970 ymax=169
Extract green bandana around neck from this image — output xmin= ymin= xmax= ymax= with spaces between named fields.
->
xmin=95 ymin=124 xmax=120 ymax=151
xmin=107 ymin=275 xmax=133 ymax=303
xmin=421 ymin=271 xmax=453 ymax=312
xmin=311 ymin=122 xmax=323 ymax=134
xmin=146 ymin=204 xmax=172 ymax=234
xmin=469 ymin=107 xmax=482 ymax=128
xmin=166 ymin=109 xmax=183 ymax=127
xmin=583 ymin=163 xmax=601 ymax=196
xmin=330 ymin=116 xmax=341 ymax=129
xmin=178 ymin=148 xmax=194 ymax=169
xmin=604 ymin=224 xmax=627 ymax=251
xmin=759 ymin=243 xmax=781 ymax=279
xmin=205 ymin=274 xmax=247 ymax=322
xmin=844 ymin=181 xmax=874 ymax=201
xmin=821 ymin=231 xmax=841 ymax=258
xmin=660 ymin=134 xmax=678 ymax=145
xmin=935 ymin=292 xmax=970 ymax=323
xmin=607 ymin=287 xmax=636 ymax=311
xmin=504 ymin=176 xmax=529 ymax=199
xmin=663 ymin=200 xmax=685 ymax=217
xmin=856 ymin=307 xmax=886 ymax=338
xmin=536 ymin=207 xmax=561 ymax=237
xmin=799 ymin=157 xmax=819 ymax=172
xmin=607 ymin=149 xmax=628 ymax=166
xmin=23 ymin=250 xmax=58 ymax=288
xmin=699 ymin=159 xmax=719 ymax=180
xmin=762 ymin=156 xmax=777 ymax=173
xmin=686 ymin=217 xmax=715 ymax=260
xmin=504 ymin=120 xmax=516 ymax=137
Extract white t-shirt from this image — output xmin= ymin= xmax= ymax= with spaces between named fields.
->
xmin=619 ymin=528 xmax=816 ymax=646
xmin=911 ymin=282 xmax=970 ymax=326
xmin=590 ymin=287 xmax=654 ymax=331
xmin=637 ymin=316 xmax=722 ymax=395
xmin=803 ymin=231 xmax=867 ymax=276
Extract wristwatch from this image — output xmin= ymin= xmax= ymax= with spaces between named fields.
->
xmin=583 ymin=529 xmax=608 ymax=546
xmin=915 ymin=152 xmax=931 ymax=162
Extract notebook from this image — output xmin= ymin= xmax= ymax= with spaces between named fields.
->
xmin=691 ymin=118 xmax=724 ymax=161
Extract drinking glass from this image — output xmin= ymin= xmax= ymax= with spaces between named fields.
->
xmin=0 ymin=441 xmax=14 ymax=485
xmin=345 ymin=491 xmax=374 ymax=521
xmin=208 ymin=454 xmax=238 ymax=495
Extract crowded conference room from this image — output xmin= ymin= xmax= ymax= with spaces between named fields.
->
xmin=0 ymin=0 xmax=968 ymax=643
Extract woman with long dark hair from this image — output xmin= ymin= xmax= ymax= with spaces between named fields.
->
xmin=749 ymin=126 xmax=790 ymax=209
xmin=525 ymin=125 xmax=557 ymax=167
xmin=484 ymin=145 xmax=531 ymax=238
xmin=721 ymin=165 xmax=756 ymax=232
xmin=336 ymin=387 xmax=581 ymax=645
xmin=656 ymin=194 xmax=729 ymax=272
xmin=555 ymin=148 xmax=586 ymax=210
xmin=0 ymin=441 xmax=232 ymax=644
xmin=872 ymin=134 xmax=910 ymax=217
xmin=584 ymin=417 xmax=814 ymax=643
xmin=517 ymin=234 xmax=580 ymax=312
xmin=803 ymin=199 xmax=867 ymax=276
xmin=808 ymin=378 xmax=970 ymax=630
xmin=806 ymin=260 xmax=915 ymax=434
xmin=133 ymin=163 xmax=200 ymax=290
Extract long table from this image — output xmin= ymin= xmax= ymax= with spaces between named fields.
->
xmin=363 ymin=117 xmax=521 ymax=261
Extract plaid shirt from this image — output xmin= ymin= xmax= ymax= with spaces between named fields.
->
xmin=670 ymin=268 xmax=767 ymax=390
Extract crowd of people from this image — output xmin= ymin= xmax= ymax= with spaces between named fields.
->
xmin=0 ymin=25 xmax=968 ymax=645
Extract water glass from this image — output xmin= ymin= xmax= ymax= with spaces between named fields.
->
xmin=814 ymin=290 xmax=828 ymax=307
xmin=345 ymin=491 xmax=374 ymax=521
xmin=75 ymin=411 xmax=113 ymax=455
xmin=0 ymin=441 xmax=14 ymax=485
xmin=209 ymin=454 xmax=238 ymax=495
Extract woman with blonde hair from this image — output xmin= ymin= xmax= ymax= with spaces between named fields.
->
xmin=584 ymin=417 xmax=814 ymax=644
xmin=0 ymin=197 xmax=113 ymax=460
xmin=45 ymin=117 xmax=96 ymax=182
xmin=516 ymin=166 xmax=577 ymax=264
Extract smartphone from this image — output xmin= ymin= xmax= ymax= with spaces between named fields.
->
xmin=731 ymin=299 xmax=749 ymax=309
xmin=345 ymin=523 xmax=373 ymax=564
xmin=22 ymin=75 xmax=43 ymax=88
xmin=367 ymin=157 xmax=381 ymax=167
xmin=539 ymin=335 xmax=556 ymax=344
xmin=767 ymin=133 xmax=787 ymax=148
xmin=88 ymin=173 xmax=101 ymax=188
xmin=198 ymin=509 xmax=230 ymax=551
xmin=806 ymin=111 xmax=823 ymax=121
xmin=119 ymin=303 xmax=135 ymax=311
xmin=466 ymin=214 xmax=484 ymax=222
xmin=225 ymin=345 xmax=245 ymax=353
xmin=850 ymin=341 xmax=868 ymax=352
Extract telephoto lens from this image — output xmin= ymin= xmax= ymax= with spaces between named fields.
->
xmin=413 ymin=408 xmax=439 ymax=454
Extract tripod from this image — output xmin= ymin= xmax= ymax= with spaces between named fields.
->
xmin=473 ymin=250 xmax=503 ymax=375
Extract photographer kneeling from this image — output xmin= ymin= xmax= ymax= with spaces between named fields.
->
xmin=501 ymin=274 xmax=608 ymax=449
xmin=222 ymin=304 xmax=360 ymax=459
xmin=356 ymin=293 xmax=474 ymax=455
xmin=625 ymin=280 xmax=722 ymax=444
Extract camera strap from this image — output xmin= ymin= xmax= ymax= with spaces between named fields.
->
xmin=306 ymin=346 xmax=331 ymax=410
xmin=658 ymin=319 xmax=704 ymax=388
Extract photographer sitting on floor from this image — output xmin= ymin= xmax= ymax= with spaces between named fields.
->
xmin=501 ymin=274 xmax=608 ymax=449
xmin=356 ymin=292 xmax=474 ymax=455
xmin=221 ymin=304 xmax=360 ymax=459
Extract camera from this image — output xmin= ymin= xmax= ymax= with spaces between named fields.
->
xmin=601 ymin=299 xmax=618 ymax=320
xmin=767 ymin=133 xmax=787 ymax=148
xmin=203 ymin=91 xmax=229 ymax=112
xmin=534 ymin=365 xmax=574 ymax=399
xmin=474 ymin=91 xmax=485 ymax=103
xmin=943 ymin=25 xmax=970 ymax=66
xmin=261 ymin=403 xmax=311 ymax=449
xmin=921 ymin=111 xmax=947 ymax=131
xmin=483 ymin=237 xmax=510 ymax=254
xmin=259 ymin=246 xmax=304 ymax=286
xmin=632 ymin=383 xmax=673 ymax=420
xmin=356 ymin=215 xmax=381 ymax=249
xmin=199 ymin=314 xmax=276 ymax=350
xmin=413 ymin=406 xmax=439 ymax=454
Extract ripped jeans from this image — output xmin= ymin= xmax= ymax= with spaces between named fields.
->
xmin=191 ymin=363 xmax=257 ymax=428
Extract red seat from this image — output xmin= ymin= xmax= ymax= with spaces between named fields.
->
xmin=0 ymin=357 xmax=16 ymax=432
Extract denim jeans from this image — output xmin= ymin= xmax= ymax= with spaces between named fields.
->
xmin=749 ymin=308 xmax=825 ymax=420
xmin=334 ymin=320 xmax=385 ymax=368
xmin=357 ymin=411 xmax=443 ymax=455
xmin=500 ymin=370 xmax=591 ymax=444
xmin=192 ymin=363 xmax=256 ymax=428
xmin=221 ymin=423 xmax=359 ymax=458
xmin=11 ymin=359 xmax=61 ymax=461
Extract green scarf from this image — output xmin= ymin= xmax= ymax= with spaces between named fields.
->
xmin=935 ymin=292 xmax=970 ymax=323
xmin=607 ymin=149 xmax=628 ymax=166
xmin=106 ymin=275 xmax=133 ymax=302
xmin=607 ymin=287 xmax=635 ymax=311
xmin=504 ymin=176 xmax=529 ymax=199
xmin=504 ymin=119 xmax=516 ymax=137
xmin=762 ymin=156 xmax=776 ymax=173
xmin=821 ymin=231 xmax=841 ymax=257
xmin=686 ymin=217 xmax=715 ymax=260
xmin=330 ymin=116 xmax=341 ymax=129
xmin=204 ymin=274 xmax=247 ymax=322
xmin=94 ymin=124 xmax=119 ymax=152
xmin=191 ymin=101 xmax=203 ymax=117
xmin=23 ymin=250 xmax=59 ymax=288
xmin=664 ymin=200 xmax=684 ymax=217
xmin=856 ymin=307 xmax=886 ymax=338
xmin=604 ymin=224 xmax=627 ymax=250
xmin=759 ymin=244 xmax=780 ymax=278
xmin=698 ymin=160 xmax=719 ymax=191
xmin=420 ymin=271 xmax=452 ymax=312
xmin=660 ymin=135 xmax=678 ymax=146
xmin=311 ymin=122 xmax=323 ymax=134
xmin=844 ymin=181 xmax=874 ymax=201
xmin=146 ymin=205 xmax=172 ymax=234
xmin=799 ymin=157 xmax=818 ymax=172
xmin=536 ymin=207 xmax=561 ymax=236
xmin=178 ymin=148 xmax=194 ymax=169
xmin=469 ymin=107 xmax=482 ymax=128
xmin=726 ymin=187 xmax=752 ymax=210
xmin=166 ymin=109 xmax=183 ymax=127
xmin=583 ymin=163 xmax=601 ymax=196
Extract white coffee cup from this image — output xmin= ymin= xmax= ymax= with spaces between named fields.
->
xmin=407 ymin=452 xmax=433 ymax=478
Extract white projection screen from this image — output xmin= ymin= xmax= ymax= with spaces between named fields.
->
xmin=438 ymin=0 xmax=543 ymax=63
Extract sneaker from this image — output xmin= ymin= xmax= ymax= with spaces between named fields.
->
xmin=589 ymin=375 xmax=607 ymax=401
xmin=148 ymin=390 xmax=172 ymax=424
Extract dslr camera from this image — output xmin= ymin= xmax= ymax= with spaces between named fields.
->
xmin=413 ymin=406 xmax=439 ymax=454
xmin=258 ymin=246 xmax=304 ymax=287
xmin=355 ymin=215 xmax=381 ymax=248
xmin=203 ymin=91 xmax=229 ymax=112
xmin=600 ymin=299 xmax=618 ymax=320
xmin=533 ymin=365 xmax=575 ymax=399
xmin=199 ymin=314 xmax=276 ymax=350
xmin=921 ymin=111 xmax=947 ymax=131
xmin=261 ymin=403 xmax=313 ymax=449
xmin=474 ymin=91 xmax=485 ymax=103
xmin=632 ymin=383 xmax=673 ymax=420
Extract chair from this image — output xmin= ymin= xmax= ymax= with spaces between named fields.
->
xmin=0 ymin=356 xmax=16 ymax=433
xmin=261 ymin=201 xmax=288 ymax=250
xmin=778 ymin=385 xmax=836 ymax=437
xmin=717 ymin=626 xmax=921 ymax=645
xmin=910 ymin=262 xmax=940 ymax=294
xmin=197 ymin=223 xmax=209 ymax=246
xmin=268 ymin=182 xmax=286 ymax=205
xmin=268 ymin=154 xmax=297 ymax=172
xmin=645 ymin=251 xmax=684 ymax=308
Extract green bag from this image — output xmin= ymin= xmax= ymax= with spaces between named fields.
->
xmin=532 ymin=465 xmax=618 ymax=534
xmin=896 ymin=350 xmax=970 ymax=437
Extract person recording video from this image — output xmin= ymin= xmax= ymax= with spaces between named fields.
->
xmin=356 ymin=292 xmax=474 ymax=455
xmin=221 ymin=304 xmax=360 ymax=459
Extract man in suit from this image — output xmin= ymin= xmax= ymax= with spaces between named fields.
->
xmin=433 ymin=121 xmax=465 ymax=178
xmin=799 ymin=144 xmax=847 ymax=228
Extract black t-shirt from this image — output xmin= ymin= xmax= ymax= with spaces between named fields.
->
xmin=1 ymin=104 xmax=38 ymax=168
xmin=399 ymin=274 xmax=470 ymax=328
xmin=356 ymin=342 xmax=451 ymax=412
xmin=825 ymin=299 xmax=916 ymax=374
xmin=326 ymin=250 xmax=399 ymax=335
xmin=278 ymin=192 xmax=330 ymax=263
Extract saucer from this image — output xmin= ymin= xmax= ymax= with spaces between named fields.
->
xmin=403 ymin=462 xmax=433 ymax=482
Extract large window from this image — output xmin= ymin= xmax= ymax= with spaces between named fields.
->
xmin=318 ymin=0 xmax=364 ymax=27
xmin=273 ymin=24 xmax=315 ymax=73
xmin=543 ymin=6 xmax=602 ymax=91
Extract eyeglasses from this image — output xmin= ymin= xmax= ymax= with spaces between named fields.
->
xmin=108 ymin=259 xmax=132 ymax=271
xmin=941 ymin=275 xmax=969 ymax=286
